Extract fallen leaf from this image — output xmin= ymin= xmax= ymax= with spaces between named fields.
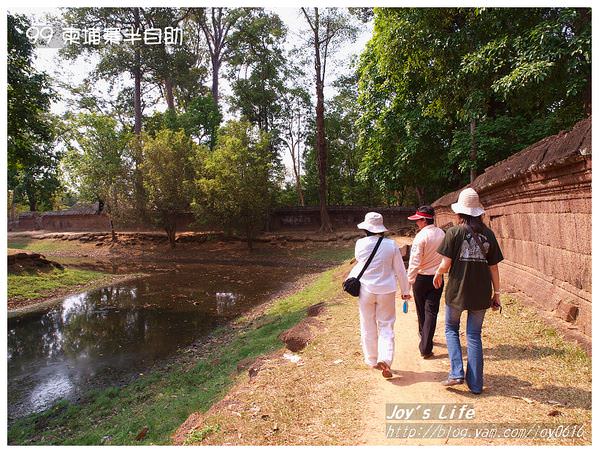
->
xmin=547 ymin=400 xmax=566 ymax=407
xmin=135 ymin=426 xmax=148 ymax=441
xmin=333 ymin=359 xmax=343 ymax=365
xmin=548 ymin=410 xmax=562 ymax=417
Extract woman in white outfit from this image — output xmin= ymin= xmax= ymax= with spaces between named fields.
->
xmin=347 ymin=212 xmax=411 ymax=378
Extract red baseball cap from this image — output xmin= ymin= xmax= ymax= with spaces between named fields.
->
xmin=408 ymin=206 xmax=435 ymax=220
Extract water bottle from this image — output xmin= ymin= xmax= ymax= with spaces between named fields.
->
xmin=403 ymin=300 xmax=408 ymax=314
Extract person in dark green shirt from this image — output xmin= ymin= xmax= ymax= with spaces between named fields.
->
xmin=433 ymin=188 xmax=504 ymax=394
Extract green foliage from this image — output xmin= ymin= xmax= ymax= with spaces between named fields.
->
xmin=140 ymin=129 xmax=207 ymax=246
xmin=8 ymin=14 xmax=61 ymax=211
xmin=356 ymin=7 xmax=591 ymax=202
xmin=61 ymin=113 xmax=134 ymax=222
xmin=227 ymin=9 xmax=287 ymax=136
xmin=193 ymin=120 xmax=282 ymax=249
xmin=145 ymin=95 xmax=222 ymax=148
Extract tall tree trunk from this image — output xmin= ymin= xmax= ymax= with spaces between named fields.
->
xmin=133 ymin=8 xmax=142 ymax=136
xmin=165 ymin=218 xmax=177 ymax=248
xmin=289 ymin=143 xmax=305 ymax=206
xmin=109 ymin=218 xmax=117 ymax=242
xmin=211 ymin=56 xmax=220 ymax=105
xmin=312 ymin=8 xmax=333 ymax=232
xmin=470 ymin=118 xmax=477 ymax=183
xmin=164 ymin=78 xmax=175 ymax=111
xmin=24 ymin=176 xmax=37 ymax=212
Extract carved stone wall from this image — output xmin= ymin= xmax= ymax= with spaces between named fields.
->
xmin=433 ymin=117 xmax=592 ymax=352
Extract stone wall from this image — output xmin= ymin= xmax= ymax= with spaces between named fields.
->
xmin=270 ymin=206 xmax=414 ymax=232
xmin=10 ymin=206 xmax=416 ymax=234
xmin=432 ymin=117 xmax=592 ymax=351
xmin=9 ymin=211 xmax=111 ymax=232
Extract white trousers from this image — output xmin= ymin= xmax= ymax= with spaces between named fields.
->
xmin=358 ymin=288 xmax=396 ymax=367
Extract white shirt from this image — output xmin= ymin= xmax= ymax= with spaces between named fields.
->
xmin=407 ymin=224 xmax=446 ymax=285
xmin=347 ymin=236 xmax=410 ymax=295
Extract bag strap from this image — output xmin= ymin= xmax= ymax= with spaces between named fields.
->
xmin=357 ymin=236 xmax=384 ymax=280
xmin=464 ymin=224 xmax=488 ymax=262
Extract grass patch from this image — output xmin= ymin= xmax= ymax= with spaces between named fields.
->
xmin=294 ymin=246 xmax=353 ymax=263
xmin=8 ymin=268 xmax=108 ymax=301
xmin=8 ymin=238 xmax=84 ymax=254
xmin=8 ymin=267 xmax=340 ymax=446
xmin=184 ymin=424 xmax=221 ymax=445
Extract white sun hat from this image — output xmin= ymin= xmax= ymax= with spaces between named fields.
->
xmin=357 ymin=212 xmax=388 ymax=233
xmin=451 ymin=188 xmax=485 ymax=217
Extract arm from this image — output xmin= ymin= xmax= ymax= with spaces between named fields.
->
xmin=433 ymin=256 xmax=452 ymax=289
xmin=393 ymin=246 xmax=411 ymax=299
xmin=489 ymin=264 xmax=501 ymax=309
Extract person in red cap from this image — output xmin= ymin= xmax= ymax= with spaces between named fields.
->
xmin=407 ymin=205 xmax=445 ymax=358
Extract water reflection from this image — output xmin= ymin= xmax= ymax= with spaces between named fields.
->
xmin=8 ymin=263 xmax=301 ymax=420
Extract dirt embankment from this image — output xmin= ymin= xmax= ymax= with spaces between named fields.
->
xmin=8 ymin=249 xmax=64 ymax=274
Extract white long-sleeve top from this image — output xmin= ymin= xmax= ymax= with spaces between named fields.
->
xmin=347 ymin=236 xmax=410 ymax=295
xmin=407 ymin=224 xmax=446 ymax=285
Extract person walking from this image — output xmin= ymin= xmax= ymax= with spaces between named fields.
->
xmin=347 ymin=212 xmax=411 ymax=379
xmin=407 ymin=206 xmax=445 ymax=359
xmin=433 ymin=188 xmax=504 ymax=394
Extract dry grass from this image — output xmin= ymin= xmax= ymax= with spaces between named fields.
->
xmin=177 ymin=260 xmax=591 ymax=446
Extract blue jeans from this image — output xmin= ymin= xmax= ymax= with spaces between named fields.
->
xmin=445 ymin=305 xmax=486 ymax=394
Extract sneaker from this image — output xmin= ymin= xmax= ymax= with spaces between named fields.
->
xmin=441 ymin=378 xmax=464 ymax=387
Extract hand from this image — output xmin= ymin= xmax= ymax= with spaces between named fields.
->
xmin=401 ymin=294 xmax=411 ymax=300
xmin=491 ymin=293 xmax=501 ymax=311
xmin=433 ymin=272 xmax=443 ymax=289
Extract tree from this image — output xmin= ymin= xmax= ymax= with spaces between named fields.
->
xmin=8 ymin=14 xmax=60 ymax=212
xmin=279 ymin=84 xmax=312 ymax=206
xmin=140 ymin=129 xmax=205 ymax=247
xmin=356 ymin=7 xmax=591 ymax=202
xmin=300 ymin=7 xmax=358 ymax=231
xmin=226 ymin=9 xmax=287 ymax=135
xmin=189 ymin=7 xmax=247 ymax=105
xmin=61 ymin=113 xmax=133 ymax=241
xmin=145 ymin=94 xmax=221 ymax=147
xmin=193 ymin=120 xmax=282 ymax=250
xmin=60 ymin=8 xmax=153 ymax=220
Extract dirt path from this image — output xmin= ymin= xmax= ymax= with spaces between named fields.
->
xmin=359 ymin=302 xmax=461 ymax=445
xmin=359 ymin=297 xmax=592 ymax=445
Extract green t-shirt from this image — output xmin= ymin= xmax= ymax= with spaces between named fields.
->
xmin=437 ymin=224 xmax=504 ymax=311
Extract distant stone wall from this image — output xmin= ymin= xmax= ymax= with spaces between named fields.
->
xmin=270 ymin=206 xmax=415 ymax=232
xmin=433 ymin=117 xmax=592 ymax=351
xmin=8 ymin=211 xmax=112 ymax=232
xmin=8 ymin=206 xmax=416 ymax=234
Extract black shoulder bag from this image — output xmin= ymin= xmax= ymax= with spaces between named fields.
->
xmin=343 ymin=236 xmax=384 ymax=297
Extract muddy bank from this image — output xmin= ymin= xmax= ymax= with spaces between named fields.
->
xmin=8 ymin=249 xmax=64 ymax=273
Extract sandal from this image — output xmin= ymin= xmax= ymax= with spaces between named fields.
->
xmin=376 ymin=361 xmax=393 ymax=379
